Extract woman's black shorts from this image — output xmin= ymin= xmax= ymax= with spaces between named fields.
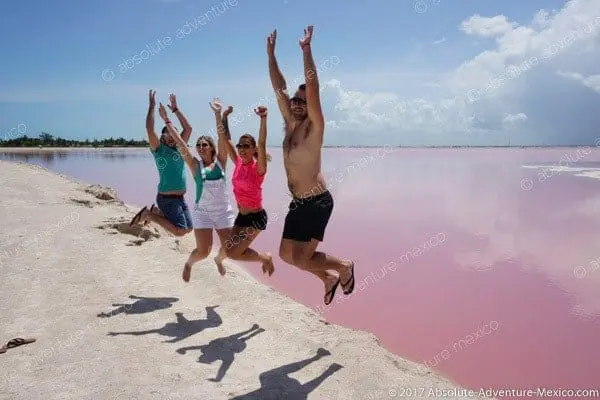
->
xmin=234 ymin=209 xmax=268 ymax=231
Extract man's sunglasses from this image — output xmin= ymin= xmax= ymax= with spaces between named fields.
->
xmin=236 ymin=143 xmax=253 ymax=149
xmin=291 ymin=97 xmax=306 ymax=104
xmin=196 ymin=142 xmax=210 ymax=148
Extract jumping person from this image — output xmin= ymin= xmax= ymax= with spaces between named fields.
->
xmin=157 ymin=100 xmax=235 ymax=282
xmin=130 ymin=90 xmax=193 ymax=237
xmin=267 ymin=26 xmax=355 ymax=305
xmin=212 ymin=102 xmax=275 ymax=277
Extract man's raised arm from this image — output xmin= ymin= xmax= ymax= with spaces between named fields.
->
xmin=300 ymin=25 xmax=324 ymax=133
xmin=267 ymin=29 xmax=293 ymax=123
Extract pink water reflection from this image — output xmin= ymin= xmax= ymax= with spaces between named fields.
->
xmin=3 ymin=147 xmax=600 ymax=397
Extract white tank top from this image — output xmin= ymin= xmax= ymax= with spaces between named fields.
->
xmin=196 ymin=158 xmax=231 ymax=212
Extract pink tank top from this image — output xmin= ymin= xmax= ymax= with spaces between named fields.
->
xmin=232 ymin=157 xmax=265 ymax=210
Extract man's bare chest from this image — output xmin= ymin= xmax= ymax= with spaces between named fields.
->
xmin=283 ymin=120 xmax=311 ymax=151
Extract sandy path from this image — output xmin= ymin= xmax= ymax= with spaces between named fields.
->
xmin=0 ymin=160 xmax=488 ymax=399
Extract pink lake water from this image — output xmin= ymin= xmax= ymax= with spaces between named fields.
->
xmin=2 ymin=147 xmax=600 ymax=398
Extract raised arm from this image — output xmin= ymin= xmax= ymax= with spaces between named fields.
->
xmin=167 ymin=94 xmax=192 ymax=143
xmin=300 ymin=26 xmax=325 ymax=135
xmin=254 ymin=106 xmax=268 ymax=176
xmin=267 ymin=29 xmax=293 ymax=124
xmin=220 ymin=105 xmax=239 ymax=164
xmin=158 ymin=103 xmax=198 ymax=176
xmin=208 ymin=98 xmax=229 ymax=168
xmin=146 ymin=90 xmax=160 ymax=151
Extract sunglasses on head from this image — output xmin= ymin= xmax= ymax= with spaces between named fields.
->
xmin=196 ymin=142 xmax=209 ymax=148
xmin=236 ymin=143 xmax=252 ymax=149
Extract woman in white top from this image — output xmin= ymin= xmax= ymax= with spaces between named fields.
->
xmin=158 ymin=99 xmax=235 ymax=282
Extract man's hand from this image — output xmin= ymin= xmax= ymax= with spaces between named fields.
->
xmin=167 ymin=94 xmax=178 ymax=112
xmin=299 ymin=25 xmax=313 ymax=49
xmin=209 ymin=98 xmax=223 ymax=114
xmin=149 ymin=89 xmax=156 ymax=108
xmin=267 ymin=29 xmax=276 ymax=56
xmin=223 ymin=105 xmax=233 ymax=118
xmin=254 ymin=106 xmax=267 ymax=118
xmin=158 ymin=103 xmax=169 ymax=121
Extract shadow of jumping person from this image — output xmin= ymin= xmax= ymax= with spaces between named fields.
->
xmin=107 ymin=306 xmax=221 ymax=343
xmin=176 ymin=323 xmax=265 ymax=382
xmin=97 ymin=295 xmax=179 ymax=318
xmin=229 ymin=347 xmax=343 ymax=399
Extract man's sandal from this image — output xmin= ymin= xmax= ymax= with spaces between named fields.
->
xmin=324 ymin=279 xmax=340 ymax=305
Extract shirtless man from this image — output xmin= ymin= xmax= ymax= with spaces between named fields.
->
xmin=267 ymin=25 xmax=355 ymax=306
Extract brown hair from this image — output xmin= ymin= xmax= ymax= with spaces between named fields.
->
xmin=239 ymin=134 xmax=272 ymax=162
xmin=196 ymin=135 xmax=217 ymax=160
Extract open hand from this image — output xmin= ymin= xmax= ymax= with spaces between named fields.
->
xmin=223 ymin=105 xmax=233 ymax=117
xmin=299 ymin=25 xmax=314 ymax=49
xmin=267 ymin=29 xmax=276 ymax=55
xmin=149 ymin=89 xmax=156 ymax=108
xmin=254 ymin=106 xmax=267 ymax=118
xmin=167 ymin=94 xmax=178 ymax=112
xmin=158 ymin=103 xmax=169 ymax=121
xmin=209 ymin=98 xmax=223 ymax=113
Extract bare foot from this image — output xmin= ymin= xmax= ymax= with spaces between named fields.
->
xmin=182 ymin=262 xmax=192 ymax=282
xmin=261 ymin=253 xmax=275 ymax=276
xmin=151 ymin=206 xmax=163 ymax=216
xmin=214 ymin=256 xmax=226 ymax=276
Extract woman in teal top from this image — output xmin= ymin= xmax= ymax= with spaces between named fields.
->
xmin=130 ymin=90 xmax=194 ymax=236
xmin=157 ymin=98 xmax=236 ymax=282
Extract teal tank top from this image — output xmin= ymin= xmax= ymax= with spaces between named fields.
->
xmin=151 ymin=143 xmax=186 ymax=193
xmin=195 ymin=159 xmax=226 ymax=204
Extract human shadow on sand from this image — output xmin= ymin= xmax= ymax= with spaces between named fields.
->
xmin=97 ymin=295 xmax=179 ymax=318
xmin=229 ymin=347 xmax=343 ymax=399
xmin=176 ymin=323 xmax=265 ymax=382
xmin=107 ymin=306 xmax=222 ymax=343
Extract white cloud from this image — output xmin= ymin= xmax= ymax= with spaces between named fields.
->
xmin=460 ymin=14 xmax=517 ymax=37
xmin=503 ymin=113 xmax=528 ymax=125
xmin=557 ymin=70 xmax=600 ymax=93
xmin=433 ymin=37 xmax=447 ymax=45
xmin=323 ymin=0 xmax=600 ymax=145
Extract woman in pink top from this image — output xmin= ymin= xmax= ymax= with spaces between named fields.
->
xmin=213 ymin=103 xmax=275 ymax=277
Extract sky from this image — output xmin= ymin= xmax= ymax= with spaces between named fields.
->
xmin=0 ymin=0 xmax=599 ymax=146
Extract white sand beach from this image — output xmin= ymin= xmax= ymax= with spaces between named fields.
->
xmin=0 ymin=160 xmax=489 ymax=400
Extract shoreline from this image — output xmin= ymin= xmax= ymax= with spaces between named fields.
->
xmin=0 ymin=159 xmax=490 ymax=399
xmin=0 ymin=145 xmax=599 ymax=152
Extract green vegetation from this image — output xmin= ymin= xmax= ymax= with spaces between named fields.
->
xmin=0 ymin=133 xmax=148 ymax=147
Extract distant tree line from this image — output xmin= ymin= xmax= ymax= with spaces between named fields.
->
xmin=0 ymin=133 xmax=149 ymax=147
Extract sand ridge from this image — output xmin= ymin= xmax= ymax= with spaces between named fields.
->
xmin=0 ymin=160 xmax=489 ymax=399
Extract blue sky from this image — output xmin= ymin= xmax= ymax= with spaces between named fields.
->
xmin=1 ymin=0 xmax=599 ymax=146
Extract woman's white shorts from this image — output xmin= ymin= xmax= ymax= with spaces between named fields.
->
xmin=192 ymin=205 xmax=235 ymax=230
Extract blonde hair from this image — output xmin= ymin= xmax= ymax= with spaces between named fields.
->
xmin=196 ymin=135 xmax=217 ymax=160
